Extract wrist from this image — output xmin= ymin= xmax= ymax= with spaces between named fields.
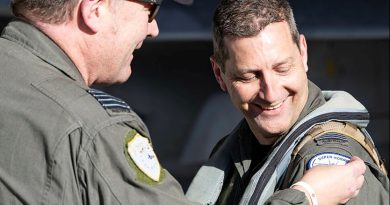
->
xmin=290 ymin=181 xmax=318 ymax=205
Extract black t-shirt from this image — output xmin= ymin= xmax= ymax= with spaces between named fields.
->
xmin=244 ymin=133 xmax=272 ymax=186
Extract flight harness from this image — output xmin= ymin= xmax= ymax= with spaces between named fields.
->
xmin=186 ymin=91 xmax=387 ymax=205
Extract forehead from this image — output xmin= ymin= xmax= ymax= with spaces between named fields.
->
xmin=224 ymin=22 xmax=296 ymax=63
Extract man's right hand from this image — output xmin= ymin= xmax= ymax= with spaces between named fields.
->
xmin=295 ymin=156 xmax=366 ymax=205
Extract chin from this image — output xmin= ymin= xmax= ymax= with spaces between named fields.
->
xmin=115 ymin=74 xmax=131 ymax=84
xmin=255 ymin=118 xmax=290 ymax=134
xmin=117 ymin=67 xmax=132 ymax=83
xmin=100 ymin=73 xmax=132 ymax=86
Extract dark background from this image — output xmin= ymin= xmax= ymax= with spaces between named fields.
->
xmin=1 ymin=0 xmax=388 ymax=190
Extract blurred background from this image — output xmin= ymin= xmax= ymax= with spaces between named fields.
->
xmin=1 ymin=0 xmax=388 ymax=190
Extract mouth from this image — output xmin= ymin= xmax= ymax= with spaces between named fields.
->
xmin=259 ymin=100 xmax=285 ymax=111
xmin=136 ymin=39 xmax=145 ymax=49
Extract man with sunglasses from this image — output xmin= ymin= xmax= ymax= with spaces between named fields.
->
xmin=0 ymin=0 xmax=195 ymax=204
xmin=0 ymin=0 xmax=367 ymax=204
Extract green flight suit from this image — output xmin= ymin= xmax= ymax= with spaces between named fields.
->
xmin=211 ymin=82 xmax=389 ymax=205
xmin=0 ymin=19 xmax=198 ymax=204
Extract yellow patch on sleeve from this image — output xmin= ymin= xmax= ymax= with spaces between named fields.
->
xmin=124 ymin=130 xmax=164 ymax=184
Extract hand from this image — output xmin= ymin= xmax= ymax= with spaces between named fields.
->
xmin=293 ymin=156 xmax=366 ymax=205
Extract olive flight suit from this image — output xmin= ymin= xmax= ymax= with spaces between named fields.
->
xmin=189 ymin=82 xmax=389 ymax=205
xmin=0 ymin=19 xmax=198 ymax=204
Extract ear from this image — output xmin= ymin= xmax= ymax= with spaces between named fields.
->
xmin=210 ymin=56 xmax=227 ymax=92
xmin=299 ymin=34 xmax=309 ymax=72
xmin=80 ymin=0 xmax=106 ymax=33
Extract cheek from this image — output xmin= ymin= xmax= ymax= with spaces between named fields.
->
xmin=119 ymin=17 xmax=145 ymax=40
xmin=294 ymin=73 xmax=308 ymax=92
xmin=280 ymin=70 xmax=307 ymax=92
xmin=285 ymin=74 xmax=308 ymax=108
xmin=230 ymin=83 xmax=259 ymax=104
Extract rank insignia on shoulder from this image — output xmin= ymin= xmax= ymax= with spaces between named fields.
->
xmin=124 ymin=130 xmax=163 ymax=183
xmin=316 ymin=133 xmax=348 ymax=142
xmin=87 ymin=89 xmax=131 ymax=112
xmin=315 ymin=133 xmax=349 ymax=145
xmin=307 ymin=152 xmax=351 ymax=169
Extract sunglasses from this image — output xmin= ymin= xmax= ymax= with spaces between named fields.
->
xmin=135 ymin=0 xmax=162 ymax=23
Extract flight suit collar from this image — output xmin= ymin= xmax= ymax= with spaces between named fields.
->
xmin=296 ymin=81 xmax=326 ymax=123
xmin=1 ymin=19 xmax=86 ymax=87
xmin=230 ymin=81 xmax=326 ymax=177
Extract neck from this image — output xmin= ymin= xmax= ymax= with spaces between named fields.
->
xmin=34 ymin=20 xmax=95 ymax=87
xmin=246 ymin=121 xmax=279 ymax=145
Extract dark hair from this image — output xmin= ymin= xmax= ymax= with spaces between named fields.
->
xmin=213 ymin=0 xmax=300 ymax=71
xmin=11 ymin=0 xmax=79 ymax=24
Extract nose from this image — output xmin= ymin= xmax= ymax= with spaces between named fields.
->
xmin=147 ymin=19 xmax=159 ymax=38
xmin=259 ymin=72 xmax=278 ymax=102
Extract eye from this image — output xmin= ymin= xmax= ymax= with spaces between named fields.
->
xmin=234 ymin=73 xmax=257 ymax=83
xmin=273 ymin=58 xmax=294 ymax=74
xmin=277 ymin=66 xmax=289 ymax=72
xmin=275 ymin=64 xmax=292 ymax=74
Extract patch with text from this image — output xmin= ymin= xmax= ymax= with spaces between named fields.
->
xmin=307 ymin=152 xmax=351 ymax=169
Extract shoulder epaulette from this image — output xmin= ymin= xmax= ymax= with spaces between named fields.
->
xmin=87 ymin=88 xmax=131 ymax=112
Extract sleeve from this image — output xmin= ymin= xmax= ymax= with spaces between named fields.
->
xmin=282 ymin=130 xmax=389 ymax=205
xmin=77 ymin=122 xmax=199 ymax=205
xmin=265 ymin=189 xmax=310 ymax=205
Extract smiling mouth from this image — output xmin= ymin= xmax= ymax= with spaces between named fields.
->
xmin=260 ymin=100 xmax=284 ymax=110
xmin=136 ymin=39 xmax=146 ymax=49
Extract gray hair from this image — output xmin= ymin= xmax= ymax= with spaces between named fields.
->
xmin=11 ymin=0 xmax=80 ymax=24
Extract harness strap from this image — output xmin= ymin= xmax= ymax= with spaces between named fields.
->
xmin=293 ymin=121 xmax=387 ymax=175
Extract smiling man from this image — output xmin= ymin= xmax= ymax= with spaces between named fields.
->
xmin=186 ymin=0 xmax=389 ymax=204
xmin=0 ymin=0 xmax=381 ymax=204
xmin=0 ymin=0 xmax=198 ymax=204
xmin=216 ymin=21 xmax=309 ymax=146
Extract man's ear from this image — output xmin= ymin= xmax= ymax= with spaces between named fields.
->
xmin=299 ymin=34 xmax=309 ymax=72
xmin=210 ymin=56 xmax=227 ymax=92
xmin=79 ymin=0 xmax=106 ymax=33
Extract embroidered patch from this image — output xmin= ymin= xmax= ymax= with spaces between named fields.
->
xmin=315 ymin=133 xmax=349 ymax=146
xmin=88 ymin=89 xmax=131 ymax=111
xmin=307 ymin=152 xmax=351 ymax=169
xmin=124 ymin=131 xmax=162 ymax=182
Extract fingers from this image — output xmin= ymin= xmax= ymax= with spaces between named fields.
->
xmin=347 ymin=156 xmax=366 ymax=177
xmin=353 ymin=188 xmax=360 ymax=198
xmin=343 ymin=156 xmax=366 ymax=203
xmin=356 ymin=174 xmax=365 ymax=190
xmin=348 ymin=176 xmax=363 ymax=197
xmin=340 ymin=177 xmax=363 ymax=204
xmin=342 ymin=187 xmax=361 ymax=204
